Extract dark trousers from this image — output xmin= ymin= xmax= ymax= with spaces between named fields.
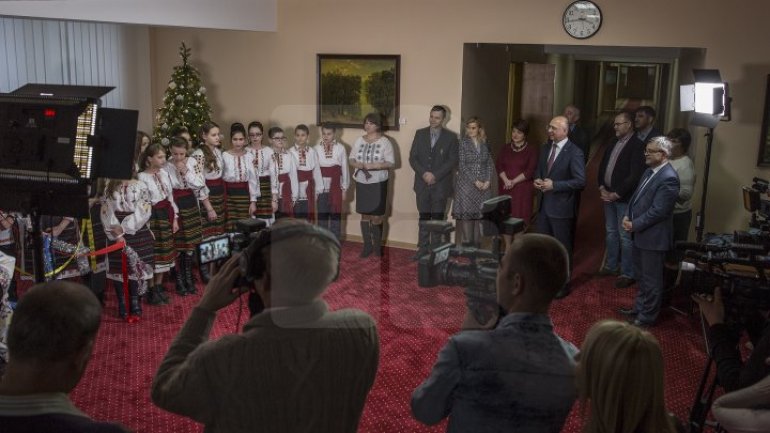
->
xmin=416 ymin=189 xmax=447 ymax=249
xmin=293 ymin=200 xmax=309 ymax=221
xmin=317 ymin=193 xmax=341 ymax=240
xmin=536 ymin=214 xmax=574 ymax=267
xmin=633 ymin=245 xmax=666 ymax=324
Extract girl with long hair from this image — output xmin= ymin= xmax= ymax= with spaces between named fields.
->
xmin=247 ymin=121 xmax=278 ymax=225
xmin=101 ymin=178 xmax=154 ymax=319
xmin=576 ymin=320 xmax=679 ymax=433
xmin=166 ymin=136 xmax=213 ymax=295
xmin=191 ymin=121 xmax=225 ymax=282
xmin=222 ymin=123 xmax=258 ymax=231
xmin=137 ymin=143 xmax=179 ymax=304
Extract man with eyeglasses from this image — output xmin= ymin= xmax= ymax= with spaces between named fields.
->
xmin=533 ymin=116 xmax=585 ymax=299
xmin=620 ymin=136 xmax=679 ymax=328
xmin=596 ymin=111 xmax=646 ymax=289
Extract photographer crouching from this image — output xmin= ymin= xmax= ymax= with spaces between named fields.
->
xmin=151 ymin=219 xmax=379 ymax=433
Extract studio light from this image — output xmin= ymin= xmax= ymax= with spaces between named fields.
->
xmin=680 ymin=69 xmax=732 ymax=242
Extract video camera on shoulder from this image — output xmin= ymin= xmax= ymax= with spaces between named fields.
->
xmin=417 ymin=196 xmax=525 ymax=325
xmin=197 ymin=219 xmax=267 ymax=265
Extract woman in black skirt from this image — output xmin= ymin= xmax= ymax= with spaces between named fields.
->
xmin=349 ymin=113 xmax=395 ymax=257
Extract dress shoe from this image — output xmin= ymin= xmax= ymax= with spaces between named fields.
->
xmin=596 ymin=267 xmax=619 ymax=277
xmin=614 ymin=276 xmax=636 ymax=288
xmin=617 ymin=307 xmax=637 ymax=318
xmin=554 ymin=286 xmax=571 ymax=300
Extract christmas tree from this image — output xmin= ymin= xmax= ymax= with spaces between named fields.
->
xmin=153 ymin=42 xmax=212 ymax=146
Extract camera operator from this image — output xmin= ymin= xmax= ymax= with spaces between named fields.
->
xmin=411 ymin=234 xmax=578 ymax=432
xmin=692 ymin=287 xmax=770 ymax=392
xmin=151 ymin=219 xmax=379 ymax=433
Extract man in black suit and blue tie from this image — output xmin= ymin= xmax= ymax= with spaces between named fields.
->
xmin=409 ymin=105 xmax=459 ymax=259
xmin=534 ymin=116 xmax=586 ymax=299
xmin=621 ymin=136 xmax=680 ymax=328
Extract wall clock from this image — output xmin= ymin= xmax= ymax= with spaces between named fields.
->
xmin=563 ymin=1 xmax=602 ymax=39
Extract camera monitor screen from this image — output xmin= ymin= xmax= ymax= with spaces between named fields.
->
xmin=198 ymin=235 xmax=231 ymax=265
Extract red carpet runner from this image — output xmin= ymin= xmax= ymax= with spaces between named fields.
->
xmin=65 ymin=238 xmax=709 ymax=433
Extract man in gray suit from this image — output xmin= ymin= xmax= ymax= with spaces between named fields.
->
xmin=409 ymin=105 xmax=459 ymax=260
xmin=620 ymin=136 xmax=679 ymax=328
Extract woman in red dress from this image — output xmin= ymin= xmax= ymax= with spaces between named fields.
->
xmin=496 ymin=119 xmax=538 ymax=226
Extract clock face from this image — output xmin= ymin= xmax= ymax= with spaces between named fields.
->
xmin=563 ymin=1 xmax=602 ymax=39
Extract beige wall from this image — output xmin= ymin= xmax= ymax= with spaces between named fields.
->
xmin=150 ymin=0 xmax=770 ymax=246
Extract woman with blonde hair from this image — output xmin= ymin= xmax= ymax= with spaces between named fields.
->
xmin=576 ymin=320 xmax=679 ymax=433
xmin=452 ymin=116 xmax=493 ymax=247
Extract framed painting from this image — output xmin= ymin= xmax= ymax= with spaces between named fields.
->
xmin=317 ymin=54 xmax=400 ymax=130
xmin=758 ymin=74 xmax=770 ymax=166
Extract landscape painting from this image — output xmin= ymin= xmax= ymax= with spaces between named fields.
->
xmin=317 ymin=54 xmax=400 ymax=130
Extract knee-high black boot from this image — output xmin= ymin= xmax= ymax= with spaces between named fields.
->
xmin=183 ymin=253 xmax=197 ymax=295
xmin=129 ymin=280 xmax=142 ymax=317
xmin=175 ymin=257 xmax=188 ymax=296
xmin=114 ymin=281 xmax=127 ymax=318
xmin=360 ymin=221 xmax=372 ymax=258
xmin=372 ymin=223 xmax=383 ymax=257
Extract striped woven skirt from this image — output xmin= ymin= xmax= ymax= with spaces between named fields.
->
xmin=22 ymin=216 xmax=84 ymax=280
xmin=203 ymin=178 xmax=226 ymax=239
xmin=254 ymin=175 xmax=273 ymax=220
xmin=225 ymin=181 xmax=251 ymax=232
xmin=173 ymin=189 xmax=203 ymax=252
xmin=107 ymin=211 xmax=154 ymax=281
xmin=148 ymin=201 xmax=177 ymax=272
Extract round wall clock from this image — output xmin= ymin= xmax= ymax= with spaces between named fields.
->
xmin=563 ymin=1 xmax=603 ymax=39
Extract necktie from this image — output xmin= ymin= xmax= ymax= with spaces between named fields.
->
xmin=547 ymin=143 xmax=557 ymax=172
xmin=430 ymin=131 xmax=438 ymax=148
xmin=633 ymin=169 xmax=654 ymax=204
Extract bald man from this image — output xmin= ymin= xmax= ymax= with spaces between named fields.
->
xmin=534 ymin=116 xmax=586 ymax=299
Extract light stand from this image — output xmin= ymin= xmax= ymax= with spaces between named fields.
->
xmin=679 ymin=69 xmax=730 ymax=242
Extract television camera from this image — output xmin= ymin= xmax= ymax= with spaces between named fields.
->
xmin=417 ymin=196 xmax=525 ymax=325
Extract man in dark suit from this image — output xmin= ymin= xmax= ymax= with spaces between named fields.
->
xmin=620 ymin=136 xmax=680 ymax=328
xmin=596 ymin=111 xmax=646 ymax=288
xmin=564 ymin=104 xmax=590 ymax=163
xmin=409 ymin=105 xmax=459 ymax=259
xmin=634 ymin=105 xmax=663 ymax=143
xmin=534 ymin=116 xmax=586 ymax=299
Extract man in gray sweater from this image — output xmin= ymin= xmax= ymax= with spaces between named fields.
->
xmin=152 ymin=219 xmax=379 ymax=433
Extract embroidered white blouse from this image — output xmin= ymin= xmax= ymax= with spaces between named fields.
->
xmin=289 ymin=145 xmax=324 ymax=200
xmin=222 ymin=151 xmax=260 ymax=202
xmin=165 ymin=157 xmax=209 ymax=201
xmin=273 ymin=150 xmax=299 ymax=201
xmin=191 ymin=146 xmax=224 ymax=180
xmin=100 ymin=180 xmax=152 ymax=240
xmin=137 ymin=169 xmax=180 ymax=217
xmin=314 ymin=141 xmax=350 ymax=192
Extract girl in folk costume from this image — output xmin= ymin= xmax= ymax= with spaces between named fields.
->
xmin=137 ymin=143 xmax=179 ymax=305
xmin=289 ymin=124 xmax=323 ymax=222
xmin=191 ymin=121 xmax=225 ymax=282
xmin=80 ymin=181 xmax=110 ymax=304
xmin=247 ymin=121 xmax=278 ymax=225
xmin=20 ymin=215 xmax=90 ymax=282
xmin=166 ymin=136 xmax=213 ymax=296
xmin=101 ymin=178 xmax=154 ymax=319
xmin=267 ymin=127 xmax=298 ymax=219
xmin=314 ymin=123 xmax=349 ymax=240
xmin=349 ymin=113 xmax=395 ymax=258
xmin=222 ymin=123 xmax=259 ymax=231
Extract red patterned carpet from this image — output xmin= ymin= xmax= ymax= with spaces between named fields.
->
xmin=59 ymin=238 xmax=709 ymax=433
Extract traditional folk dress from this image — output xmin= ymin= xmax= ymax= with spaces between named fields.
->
xmin=191 ymin=146 xmax=226 ymax=239
xmin=273 ymin=150 xmax=299 ymax=219
xmin=222 ymin=151 xmax=259 ymax=231
xmin=350 ymin=135 xmax=395 ymax=216
xmin=101 ymin=181 xmax=154 ymax=284
xmin=249 ymin=145 xmax=278 ymax=224
xmin=138 ymin=169 xmax=179 ymax=272
xmin=289 ymin=145 xmax=324 ymax=223
xmin=165 ymin=157 xmax=207 ymax=252
xmin=314 ymin=140 xmax=349 ymax=239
